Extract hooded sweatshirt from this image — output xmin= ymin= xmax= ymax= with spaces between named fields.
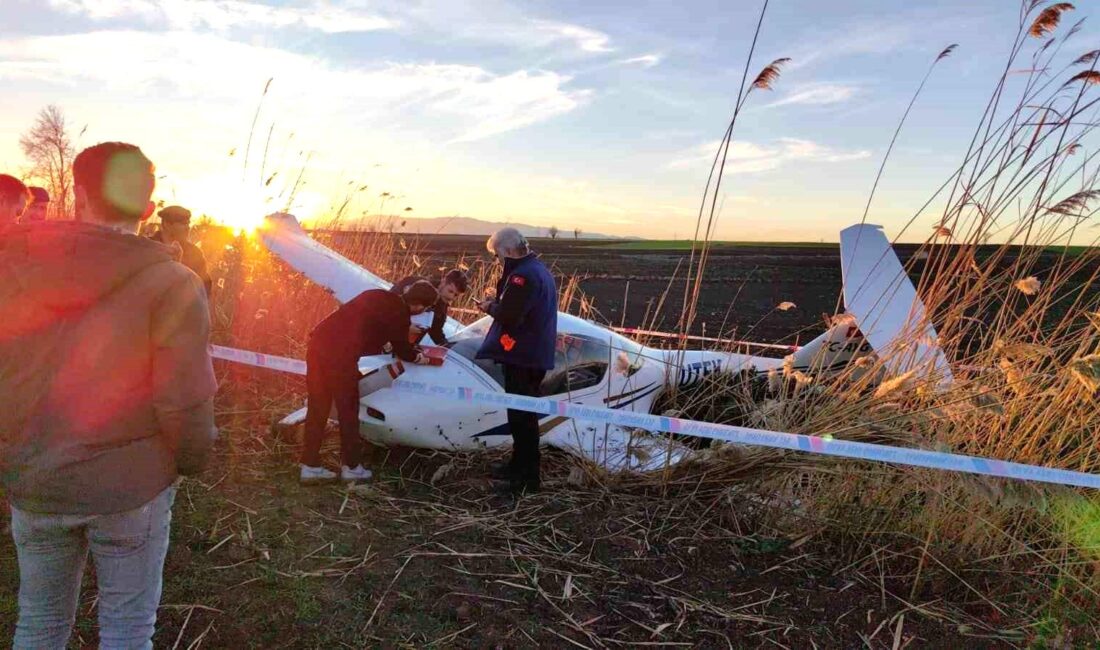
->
xmin=0 ymin=221 xmax=218 ymax=515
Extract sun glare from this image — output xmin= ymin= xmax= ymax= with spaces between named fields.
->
xmin=176 ymin=177 xmax=273 ymax=236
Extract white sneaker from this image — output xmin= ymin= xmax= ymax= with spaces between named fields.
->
xmin=341 ymin=465 xmax=374 ymax=482
xmin=300 ymin=465 xmax=337 ymax=485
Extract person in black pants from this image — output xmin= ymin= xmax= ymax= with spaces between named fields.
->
xmin=476 ymin=228 xmax=558 ymax=494
xmin=300 ymin=282 xmax=438 ymax=484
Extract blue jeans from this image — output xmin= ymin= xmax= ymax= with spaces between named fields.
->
xmin=10 ymin=484 xmax=176 ymax=650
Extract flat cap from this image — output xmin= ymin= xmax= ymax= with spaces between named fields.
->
xmin=158 ymin=205 xmax=192 ymax=224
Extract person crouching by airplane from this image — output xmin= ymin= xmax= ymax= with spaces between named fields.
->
xmin=392 ymin=269 xmax=469 ymax=345
xmin=0 ymin=174 xmax=30 ymax=228
xmin=476 ymin=228 xmax=557 ymax=494
xmin=150 ymin=205 xmax=213 ymax=296
xmin=0 ymin=142 xmax=218 ymax=649
xmin=300 ymin=282 xmax=439 ymax=485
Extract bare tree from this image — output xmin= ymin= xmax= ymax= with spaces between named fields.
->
xmin=548 ymin=225 xmax=559 ymax=239
xmin=20 ymin=105 xmax=75 ymax=219
xmin=573 ymin=227 xmax=582 ymax=240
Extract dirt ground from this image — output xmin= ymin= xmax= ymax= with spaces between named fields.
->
xmin=0 ymin=405 xmax=1030 ymax=648
xmin=387 ymin=235 xmax=844 ymax=344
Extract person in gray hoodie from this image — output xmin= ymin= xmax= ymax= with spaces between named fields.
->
xmin=0 ymin=142 xmax=218 ymax=649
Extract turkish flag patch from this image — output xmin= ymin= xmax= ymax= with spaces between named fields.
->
xmin=511 ymin=275 xmax=526 ymax=287
xmin=501 ymin=334 xmax=517 ymax=351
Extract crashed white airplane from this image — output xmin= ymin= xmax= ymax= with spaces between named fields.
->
xmin=237 ymin=214 xmax=951 ymax=471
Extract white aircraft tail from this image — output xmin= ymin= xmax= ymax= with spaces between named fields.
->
xmin=668 ymin=223 xmax=951 ymax=386
xmin=839 ymin=224 xmax=953 ymax=386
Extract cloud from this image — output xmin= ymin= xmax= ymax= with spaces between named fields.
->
xmin=784 ymin=7 xmax=981 ymax=71
xmin=0 ymin=30 xmax=587 ymax=143
xmin=47 ymin=0 xmax=396 ymax=33
xmin=536 ymin=21 xmax=613 ymax=53
xmin=667 ymin=138 xmax=871 ymax=173
xmin=619 ymin=53 xmax=662 ymax=68
xmin=789 ymin=24 xmax=916 ymax=70
xmin=765 ymin=83 xmax=859 ymax=108
xmin=346 ymin=1 xmax=617 ymax=56
xmin=46 ymin=1 xmax=625 ymax=58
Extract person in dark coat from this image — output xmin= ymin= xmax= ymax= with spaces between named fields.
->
xmin=300 ymin=282 xmax=439 ymax=484
xmin=476 ymin=228 xmax=557 ymax=494
xmin=0 ymin=174 xmax=30 ymax=227
xmin=391 ymin=269 xmax=469 ymax=345
xmin=150 ymin=205 xmax=213 ymax=296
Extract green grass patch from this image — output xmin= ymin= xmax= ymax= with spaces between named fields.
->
xmin=593 ymin=240 xmax=831 ymax=251
xmin=1044 ymin=245 xmax=1096 ymax=257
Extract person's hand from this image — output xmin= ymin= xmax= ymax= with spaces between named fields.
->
xmin=477 ymin=298 xmax=494 ymax=314
xmin=413 ymin=353 xmax=431 ymax=366
xmin=409 ymin=324 xmax=426 ymax=339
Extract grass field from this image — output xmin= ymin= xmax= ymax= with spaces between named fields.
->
xmin=591 ymin=239 xmax=832 ymax=250
xmin=1044 ymin=245 xmax=1096 ymax=257
xmin=0 ymin=398 xmax=1046 ymax=648
xmin=596 ymin=239 xmax=1096 ymax=254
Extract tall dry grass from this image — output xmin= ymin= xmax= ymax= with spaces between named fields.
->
xmin=659 ymin=0 xmax=1100 ymax=633
xmin=197 ymin=0 xmax=1099 ymax=636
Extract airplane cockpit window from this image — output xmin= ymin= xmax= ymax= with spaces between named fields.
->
xmin=540 ymin=334 xmax=611 ymax=396
xmin=445 ymin=335 xmax=505 ymax=387
xmin=453 ymin=316 xmax=493 ymax=339
xmin=446 ymin=324 xmax=632 ymax=394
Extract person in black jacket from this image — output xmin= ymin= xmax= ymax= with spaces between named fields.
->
xmin=149 ymin=205 xmax=214 ymax=296
xmin=300 ymin=282 xmax=438 ymax=484
xmin=476 ymin=228 xmax=557 ymax=494
xmin=392 ymin=269 xmax=469 ymax=344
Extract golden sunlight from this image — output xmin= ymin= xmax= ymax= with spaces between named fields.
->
xmin=175 ymin=176 xmax=274 ymax=235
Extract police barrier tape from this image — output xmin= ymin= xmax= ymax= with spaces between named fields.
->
xmin=210 ymin=345 xmax=307 ymax=375
xmin=207 ymin=343 xmax=1100 ymax=490
xmin=391 ymin=379 xmax=1100 ymax=490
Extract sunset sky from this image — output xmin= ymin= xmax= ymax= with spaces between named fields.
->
xmin=1 ymin=0 xmax=1096 ymax=241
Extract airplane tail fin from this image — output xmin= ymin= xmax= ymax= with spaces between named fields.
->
xmin=838 ymin=223 xmax=953 ymax=386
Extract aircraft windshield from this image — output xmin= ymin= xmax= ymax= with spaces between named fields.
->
xmin=446 ymin=320 xmax=646 ymax=398
xmin=446 ymin=322 xmax=504 ymax=387
xmin=451 ymin=316 xmax=493 ymax=341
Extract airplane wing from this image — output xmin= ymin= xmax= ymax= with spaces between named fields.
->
xmin=840 ymin=223 xmax=953 ymax=386
xmin=261 ymin=213 xmax=391 ymax=303
xmin=260 ymin=213 xmax=463 ymax=339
